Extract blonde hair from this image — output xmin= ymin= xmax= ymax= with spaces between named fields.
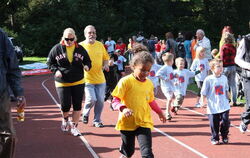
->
xmin=223 ymin=32 xmax=235 ymax=44
xmin=175 ymin=57 xmax=185 ymax=65
xmin=209 ymin=59 xmax=222 ymax=70
xmin=211 ymin=49 xmax=219 ymax=58
xmin=195 ymin=46 xmax=205 ymax=59
xmin=162 ymin=53 xmax=174 ymax=64
xmin=60 ymin=28 xmax=77 ymax=43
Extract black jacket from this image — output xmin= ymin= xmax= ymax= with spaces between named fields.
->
xmin=0 ymin=28 xmax=23 ymax=96
xmin=47 ymin=43 xmax=91 ymax=83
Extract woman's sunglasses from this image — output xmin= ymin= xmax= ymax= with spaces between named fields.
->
xmin=64 ymin=38 xmax=74 ymax=41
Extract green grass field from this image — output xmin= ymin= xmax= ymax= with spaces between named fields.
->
xmin=20 ymin=56 xmax=47 ymax=65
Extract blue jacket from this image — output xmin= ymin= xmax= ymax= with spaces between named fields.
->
xmin=0 ymin=28 xmax=23 ymax=96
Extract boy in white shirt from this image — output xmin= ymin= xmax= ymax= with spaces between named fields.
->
xmin=147 ymin=63 xmax=162 ymax=96
xmin=200 ymin=59 xmax=230 ymax=145
xmin=156 ymin=53 xmax=175 ymax=120
xmin=172 ymin=58 xmax=200 ymax=114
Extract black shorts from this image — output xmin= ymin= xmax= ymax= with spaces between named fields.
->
xmin=56 ymin=84 xmax=84 ymax=112
xmin=120 ymin=127 xmax=154 ymax=158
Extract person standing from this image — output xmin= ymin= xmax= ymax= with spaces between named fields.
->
xmin=105 ymin=36 xmax=116 ymax=55
xmin=235 ymin=22 xmax=250 ymax=133
xmin=79 ymin=25 xmax=110 ymax=128
xmin=220 ymin=32 xmax=237 ymax=106
xmin=47 ymin=28 xmax=91 ymax=136
xmin=0 ymin=28 xmax=26 ymax=158
xmin=194 ymin=29 xmax=212 ymax=59
xmin=200 ymin=59 xmax=230 ymax=145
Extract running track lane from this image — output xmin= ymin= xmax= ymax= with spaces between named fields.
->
xmin=13 ymin=74 xmax=250 ymax=158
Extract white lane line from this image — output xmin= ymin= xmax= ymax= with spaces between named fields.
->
xmin=41 ymin=78 xmax=99 ymax=158
xmin=156 ymin=97 xmax=249 ymax=132
xmin=154 ymin=128 xmax=208 ymax=158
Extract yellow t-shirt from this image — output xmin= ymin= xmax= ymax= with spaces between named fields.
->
xmin=79 ymin=40 xmax=109 ymax=84
xmin=66 ymin=45 xmax=75 ymax=63
xmin=112 ymin=74 xmax=155 ymax=131
xmin=55 ymin=44 xmax=84 ymax=87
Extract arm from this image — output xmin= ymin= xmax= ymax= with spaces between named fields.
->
xmin=82 ymin=48 xmax=92 ymax=71
xmin=2 ymin=30 xmax=26 ymax=108
xmin=235 ymin=39 xmax=250 ymax=70
xmin=111 ymin=97 xmax=133 ymax=117
xmin=149 ymin=100 xmax=166 ymax=123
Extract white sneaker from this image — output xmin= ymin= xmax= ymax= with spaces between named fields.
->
xmin=71 ymin=126 xmax=82 ymax=136
xmin=239 ymin=122 xmax=248 ymax=133
xmin=195 ymin=103 xmax=201 ymax=108
xmin=61 ymin=118 xmax=72 ymax=132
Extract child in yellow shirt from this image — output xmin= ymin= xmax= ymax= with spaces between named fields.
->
xmin=111 ymin=51 xmax=166 ymax=158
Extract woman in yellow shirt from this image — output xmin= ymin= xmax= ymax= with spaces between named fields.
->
xmin=47 ymin=28 xmax=91 ymax=136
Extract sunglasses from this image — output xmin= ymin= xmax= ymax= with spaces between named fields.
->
xmin=64 ymin=38 xmax=74 ymax=41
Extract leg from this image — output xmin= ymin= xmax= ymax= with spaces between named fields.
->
xmin=241 ymin=79 xmax=250 ymax=125
xmin=71 ymin=84 xmax=84 ymax=124
xmin=56 ymin=86 xmax=71 ymax=117
xmin=93 ymin=83 xmax=106 ymax=124
xmin=136 ymin=127 xmax=154 ymax=158
xmin=82 ymin=83 xmax=97 ymax=118
xmin=208 ymin=113 xmax=220 ymax=141
xmin=220 ymin=110 xmax=230 ymax=141
xmin=0 ymin=90 xmax=16 ymax=158
xmin=120 ymin=130 xmax=136 ymax=158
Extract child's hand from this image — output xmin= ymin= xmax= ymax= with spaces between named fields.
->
xmin=122 ymin=108 xmax=133 ymax=117
xmin=158 ymin=112 xmax=166 ymax=123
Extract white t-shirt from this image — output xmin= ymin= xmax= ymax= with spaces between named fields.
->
xmin=156 ymin=65 xmax=174 ymax=92
xmin=173 ymin=69 xmax=195 ymax=96
xmin=190 ymin=58 xmax=210 ymax=81
xmin=147 ymin=64 xmax=162 ymax=88
xmin=115 ymin=55 xmax=127 ymax=71
xmin=105 ymin=40 xmax=116 ymax=53
xmin=201 ymin=74 xmax=230 ymax=114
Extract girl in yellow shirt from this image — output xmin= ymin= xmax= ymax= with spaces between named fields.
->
xmin=111 ymin=50 xmax=166 ymax=158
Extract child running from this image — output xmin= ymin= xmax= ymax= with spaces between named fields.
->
xmin=156 ymin=53 xmax=175 ymax=120
xmin=200 ymin=59 xmax=231 ymax=145
xmin=111 ymin=51 xmax=166 ymax=158
xmin=190 ymin=46 xmax=210 ymax=107
xmin=172 ymin=57 xmax=200 ymax=114
xmin=114 ymin=49 xmax=127 ymax=80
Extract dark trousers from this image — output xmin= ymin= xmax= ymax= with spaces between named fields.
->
xmin=56 ymin=84 xmax=84 ymax=112
xmin=0 ymin=90 xmax=16 ymax=158
xmin=196 ymin=81 xmax=203 ymax=97
xmin=120 ymin=127 xmax=154 ymax=158
xmin=208 ymin=110 xmax=230 ymax=141
xmin=241 ymin=78 xmax=250 ymax=125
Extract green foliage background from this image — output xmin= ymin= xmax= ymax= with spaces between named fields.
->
xmin=1 ymin=0 xmax=250 ymax=57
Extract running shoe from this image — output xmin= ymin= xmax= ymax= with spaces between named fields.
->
xmin=195 ymin=103 xmax=201 ymax=108
xmin=61 ymin=118 xmax=72 ymax=132
xmin=211 ymin=139 xmax=220 ymax=145
xmin=70 ymin=126 xmax=82 ymax=136
xmin=82 ymin=115 xmax=89 ymax=124
xmin=222 ymin=138 xmax=229 ymax=144
xmin=239 ymin=122 xmax=248 ymax=133
xmin=93 ymin=122 xmax=104 ymax=128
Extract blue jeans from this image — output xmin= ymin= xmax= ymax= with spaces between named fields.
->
xmin=82 ymin=83 xmax=106 ymax=123
xmin=208 ymin=110 xmax=230 ymax=141
xmin=241 ymin=78 xmax=250 ymax=125
xmin=223 ymin=66 xmax=237 ymax=103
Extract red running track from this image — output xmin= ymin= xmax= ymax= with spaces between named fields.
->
xmin=12 ymin=74 xmax=250 ymax=158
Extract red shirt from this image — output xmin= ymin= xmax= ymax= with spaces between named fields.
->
xmin=220 ymin=43 xmax=236 ymax=67
xmin=115 ymin=43 xmax=126 ymax=55
xmin=155 ymin=43 xmax=161 ymax=52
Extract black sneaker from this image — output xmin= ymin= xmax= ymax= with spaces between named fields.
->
xmin=222 ymin=138 xmax=229 ymax=144
xmin=83 ymin=116 xmax=89 ymax=124
xmin=239 ymin=122 xmax=248 ymax=133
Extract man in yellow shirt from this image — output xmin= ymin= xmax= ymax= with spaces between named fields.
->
xmin=79 ymin=25 xmax=110 ymax=127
